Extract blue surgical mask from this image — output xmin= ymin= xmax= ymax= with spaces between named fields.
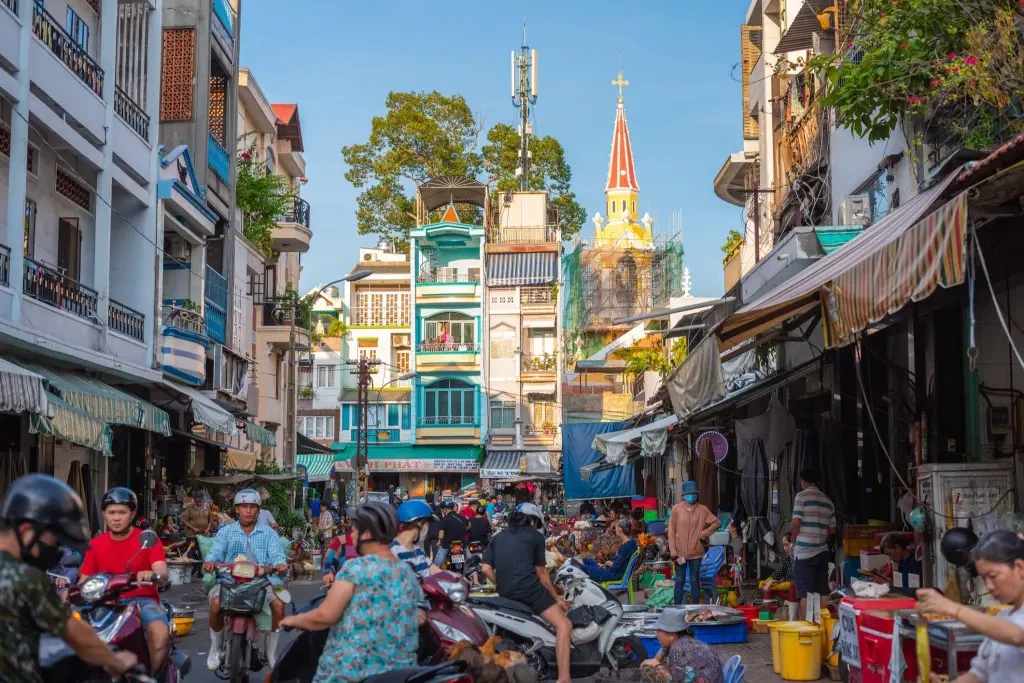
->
xmin=684 ymin=494 xmax=698 ymax=505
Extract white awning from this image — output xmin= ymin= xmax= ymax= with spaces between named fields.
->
xmin=523 ymin=382 xmax=556 ymax=395
xmin=0 ymin=356 xmax=49 ymax=416
xmin=592 ymin=414 xmax=679 ymax=466
xmin=163 ymin=379 xmax=237 ymax=436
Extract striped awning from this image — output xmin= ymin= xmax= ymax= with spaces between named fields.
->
xmin=17 ymin=361 xmax=170 ymax=436
xmin=296 ymin=453 xmax=335 ymax=483
xmin=245 ymin=420 xmax=277 ymax=447
xmin=0 ymin=357 xmax=49 ymax=416
xmin=161 ymin=379 xmax=237 ymax=436
xmin=30 ymin=394 xmax=113 ymax=456
xmin=480 ymin=451 xmax=522 ymax=479
xmin=486 ymin=253 xmax=558 ymax=286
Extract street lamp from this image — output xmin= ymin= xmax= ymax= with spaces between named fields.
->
xmin=284 ymin=269 xmax=373 ymax=472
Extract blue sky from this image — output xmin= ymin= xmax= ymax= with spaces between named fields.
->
xmin=241 ymin=1 xmax=749 ymax=298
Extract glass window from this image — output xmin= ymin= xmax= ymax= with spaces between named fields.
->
xmin=317 ymin=365 xmax=336 ymax=388
xmin=65 ymin=8 xmax=89 ymax=51
xmin=387 ymin=404 xmax=399 ymax=427
xmin=424 ymin=313 xmax=475 ymax=349
xmin=395 ymin=350 xmax=410 ymax=374
xmin=24 ymin=199 xmax=35 ymax=258
xmin=490 ymin=400 xmax=515 ymax=429
xmin=401 ymin=404 xmax=411 ymax=430
xmin=424 ymin=379 xmax=476 ymax=425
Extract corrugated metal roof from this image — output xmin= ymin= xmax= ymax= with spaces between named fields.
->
xmin=774 ymin=0 xmax=833 ymax=54
xmin=348 ymin=261 xmax=410 ymax=275
xmin=339 ymin=388 xmax=411 ymax=403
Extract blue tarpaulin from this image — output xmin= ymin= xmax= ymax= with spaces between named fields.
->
xmin=562 ymin=421 xmax=636 ymax=501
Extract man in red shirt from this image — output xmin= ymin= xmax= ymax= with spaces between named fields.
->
xmin=80 ymin=487 xmax=169 ymax=673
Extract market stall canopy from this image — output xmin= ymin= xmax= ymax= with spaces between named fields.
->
xmin=30 ymin=394 xmax=112 ymax=456
xmin=192 ymin=472 xmax=299 ymax=486
xmin=18 ymin=361 xmax=171 ymax=435
xmin=563 ymin=421 xmax=634 ymax=500
xmin=716 ymin=172 xmax=963 ymax=350
xmin=0 ymin=357 xmax=49 ymax=416
xmin=163 ymin=379 xmax=237 ymax=436
xmin=296 ymin=453 xmax=338 ymax=483
xmin=225 ymin=448 xmax=256 ymax=472
xmin=244 ymin=420 xmax=276 ymax=447
xmin=480 ymin=451 xmax=521 ymax=479
xmin=592 ymin=414 xmax=678 ymax=466
xmin=297 ymin=434 xmax=333 ymax=455
xmin=666 ymin=336 xmax=726 ymax=420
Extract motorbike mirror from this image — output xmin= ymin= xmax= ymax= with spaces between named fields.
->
xmin=139 ymin=530 xmax=158 ymax=549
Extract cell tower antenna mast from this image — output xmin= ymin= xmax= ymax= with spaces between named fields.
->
xmin=511 ymin=22 xmax=538 ymax=191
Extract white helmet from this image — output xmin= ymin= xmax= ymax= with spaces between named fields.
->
xmin=234 ymin=488 xmax=261 ymax=506
xmin=516 ymin=502 xmax=544 ymax=526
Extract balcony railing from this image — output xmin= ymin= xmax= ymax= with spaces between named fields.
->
xmin=488 ymin=225 xmax=557 ymax=244
xmin=32 ymin=2 xmax=104 ymax=97
xmin=522 ymin=286 xmax=555 ymax=305
xmin=23 ymin=257 xmax=98 ymax=321
xmin=108 ymin=299 xmax=145 ymax=342
xmin=114 ymin=86 xmax=150 ymax=140
xmin=417 ymin=272 xmax=481 ymax=284
xmin=278 ymin=197 xmax=311 ymax=229
xmin=417 ymin=416 xmax=480 ymax=427
xmin=0 ymin=244 xmax=9 ymax=287
xmin=522 ymin=353 xmax=557 ymax=372
xmin=204 ymin=265 xmax=228 ymax=311
xmin=205 ymin=306 xmax=225 ymax=344
xmin=208 ymin=132 xmax=229 ymax=183
xmin=417 ymin=342 xmax=480 ymax=353
xmin=163 ymin=306 xmax=206 ymax=336
xmin=3 ymin=0 xmax=17 ymax=15
xmin=786 ymin=98 xmax=828 ymax=178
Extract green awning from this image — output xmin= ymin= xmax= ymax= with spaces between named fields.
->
xmin=329 ymin=442 xmax=348 ymax=452
xmin=30 ymin=394 xmax=113 ymax=456
xmin=296 ymin=453 xmax=336 ymax=482
xmin=162 ymin=379 xmax=237 ymax=436
xmin=245 ymin=420 xmax=277 ymax=447
xmin=814 ymin=226 xmax=864 ymax=255
xmin=17 ymin=361 xmax=171 ymax=436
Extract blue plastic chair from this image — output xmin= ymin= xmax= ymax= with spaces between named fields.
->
xmin=681 ymin=546 xmax=726 ymax=600
xmin=600 ymin=551 xmax=641 ymax=603
xmin=722 ymin=655 xmax=740 ymax=682
xmin=730 ymin=664 xmax=746 ymax=683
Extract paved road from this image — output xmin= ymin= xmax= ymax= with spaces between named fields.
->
xmin=163 ymin=579 xmax=325 ymax=682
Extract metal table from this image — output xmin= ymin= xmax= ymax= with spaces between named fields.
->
xmin=900 ymin=617 xmax=984 ymax=678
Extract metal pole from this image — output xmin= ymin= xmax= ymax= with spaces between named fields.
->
xmin=285 ymin=303 xmax=297 ymax=471
xmin=752 ymin=181 xmax=760 ymax=264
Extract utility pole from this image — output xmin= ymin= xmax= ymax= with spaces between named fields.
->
xmin=511 ymin=24 xmax=538 ymax=191
xmin=283 ymin=299 xmax=298 ymax=472
xmin=741 ymin=183 xmax=776 ymax=264
xmin=346 ymin=357 xmax=381 ymax=498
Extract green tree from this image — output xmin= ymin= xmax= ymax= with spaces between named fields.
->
xmin=342 ymin=90 xmax=586 ymax=245
xmin=481 ymin=123 xmax=587 ymax=241
xmin=236 ymin=133 xmax=293 ymax=258
xmin=327 ymin=318 xmax=347 ymax=339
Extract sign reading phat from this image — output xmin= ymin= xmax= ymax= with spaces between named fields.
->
xmin=369 ymin=459 xmax=478 ymax=473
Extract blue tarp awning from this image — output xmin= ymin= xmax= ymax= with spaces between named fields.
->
xmin=562 ymin=421 xmax=636 ymax=500
xmin=486 ymin=252 xmax=558 ymax=286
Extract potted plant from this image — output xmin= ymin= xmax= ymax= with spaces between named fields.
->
xmin=542 ymin=421 xmax=555 ymax=435
xmin=299 ymin=385 xmax=315 ymax=400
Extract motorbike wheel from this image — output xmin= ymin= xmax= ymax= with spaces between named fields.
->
xmin=226 ymin=631 xmax=249 ymax=683
xmin=608 ymin=636 xmax=645 ymax=670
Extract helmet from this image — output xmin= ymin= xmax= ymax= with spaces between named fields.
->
xmin=908 ymin=507 xmax=927 ymax=533
xmin=940 ymin=527 xmax=979 ymax=567
xmin=0 ymin=474 xmax=90 ymax=551
xmin=234 ymin=489 xmax=261 ymax=506
xmin=516 ymin=502 xmax=544 ymax=525
xmin=101 ymin=487 xmax=137 ymax=512
xmin=397 ymin=500 xmax=433 ymax=524
xmin=350 ymin=502 xmax=398 ymax=545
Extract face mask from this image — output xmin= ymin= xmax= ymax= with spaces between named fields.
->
xmin=21 ymin=535 xmax=62 ymax=571
xmin=684 ymin=494 xmax=698 ymax=505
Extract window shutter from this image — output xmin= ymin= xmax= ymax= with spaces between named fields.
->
xmin=741 ymin=25 xmax=763 ymax=140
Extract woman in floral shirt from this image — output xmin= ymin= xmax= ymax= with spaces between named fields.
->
xmin=641 ymin=610 xmax=723 ymax=683
xmin=281 ymin=502 xmax=421 ymax=682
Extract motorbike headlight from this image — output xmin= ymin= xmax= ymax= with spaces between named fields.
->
xmin=80 ymin=575 xmax=108 ymax=603
xmin=231 ymin=562 xmax=256 ymax=579
xmin=432 ymin=620 xmax=472 ymax=643
xmin=437 ymin=580 xmax=468 ymax=604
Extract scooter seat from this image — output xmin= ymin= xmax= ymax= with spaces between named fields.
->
xmin=469 ymin=595 xmax=536 ymax=615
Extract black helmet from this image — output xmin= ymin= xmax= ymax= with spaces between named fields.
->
xmin=940 ymin=527 xmax=979 ymax=567
xmin=350 ymin=501 xmax=398 ymax=545
xmin=101 ymin=487 xmax=138 ymax=512
xmin=0 ymin=474 xmax=89 ymax=551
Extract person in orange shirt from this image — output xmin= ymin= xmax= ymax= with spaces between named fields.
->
xmin=668 ymin=481 xmax=720 ymax=605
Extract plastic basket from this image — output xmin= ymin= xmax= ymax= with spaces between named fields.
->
xmin=221 ymin=580 xmax=266 ymax=613
xmin=688 ymin=616 xmax=748 ymax=645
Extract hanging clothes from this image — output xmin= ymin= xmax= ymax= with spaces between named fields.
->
xmin=735 ymin=403 xmax=796 ymax=471
xmin=696 ymin=437 xmax=719 ymax=511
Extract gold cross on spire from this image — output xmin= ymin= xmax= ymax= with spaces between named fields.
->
xmin=611 ymin=72 xmax=629 ymax=104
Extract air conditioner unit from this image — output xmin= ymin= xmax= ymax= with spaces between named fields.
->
xmin=839 ymin=195 xmax=871 ymax=226
xmin=165 ymin=234 xmax=191 ymax=260
xmin=393 ymin=334 xmax=411 ymax=347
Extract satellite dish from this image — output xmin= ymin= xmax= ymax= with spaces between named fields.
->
xmin=696 ymin=431 xmax=729 ymax=464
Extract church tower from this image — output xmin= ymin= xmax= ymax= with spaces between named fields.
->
xmin=594 ymin=72 xmax=654 ymax=249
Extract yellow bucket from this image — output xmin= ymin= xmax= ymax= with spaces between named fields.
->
xmin=768 ymin=621 xmax=802 ymax=674
xmin=820 ymin=610 xmax=839 ymax=667
xmin=779 ymin=624 xmax=824 ymax=681
xmin=171 ymin=616 xmax=194 ymax=637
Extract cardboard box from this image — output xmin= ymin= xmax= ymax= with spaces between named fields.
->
xmin=860 ymin=550 xmax=893 ymax=572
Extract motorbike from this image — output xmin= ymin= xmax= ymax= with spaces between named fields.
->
xmin=445 ymin=540 xmax=466 ymax=575
xmin=40 ymin=530 xmax=191 ymax=683
xmin=209 ymin=560 xmax=291 ymax=683
xmin=467 ymin=559 xmax=644 ymax=679
xmin=418 ymin=572 xmax=490 ymax=664
xmin=462 ymin=542 xmax=485 ymax=585
xmin=270 ymin=594 xmax=475 ymax=683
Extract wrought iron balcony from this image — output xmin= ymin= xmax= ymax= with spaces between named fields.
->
xmin=3 ymin=0 xmax=17 ymax=14
xmin=0 ymin=244 xmax=9 ymax=287
xmin=163 ymin=306 xmax=206 ymax=336
xmin=521 ymin=353 xmax=557 ymax=372
xmin=207 ymin=132 xmax=229 ymax=183
xmin=417 ymin=342 xmax=480 ymax=353
xmin=115 ymin=86 xmax=150 ymax=140
xmin=108 ymin=299 xmax=145 ymax=342
xmin=278 ymin=197 xmax=311 ymax=229
xmin=488 ymin=225 xmax=558 ymax=244
xmin=23 ymin=257 xmax=98 ymax=321
xmin=417 ymin=271 xmax=481 ymax=284
xmin=417 ymin=416 xmax=480 ymax=427
xmin=522 ymin=286 xmax=555 ymax=305
xmin=32 ymin=2 xmax=104 ymax=96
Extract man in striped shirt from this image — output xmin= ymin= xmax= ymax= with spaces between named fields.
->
xmin=791 ymin=468 xmax=835 ymax=615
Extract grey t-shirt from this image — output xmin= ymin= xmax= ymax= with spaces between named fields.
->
xmin=969 ymin=606 xmax=1024 ymax=682
xmin=258 ymin=509 xmax=276 ymax=527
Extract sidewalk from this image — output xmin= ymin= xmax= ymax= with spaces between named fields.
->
xmin=715 ymin=635 xmax=782 ymax=683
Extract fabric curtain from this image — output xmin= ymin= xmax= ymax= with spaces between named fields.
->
xmin=696 ymin=436 xmax=719 ymax=511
